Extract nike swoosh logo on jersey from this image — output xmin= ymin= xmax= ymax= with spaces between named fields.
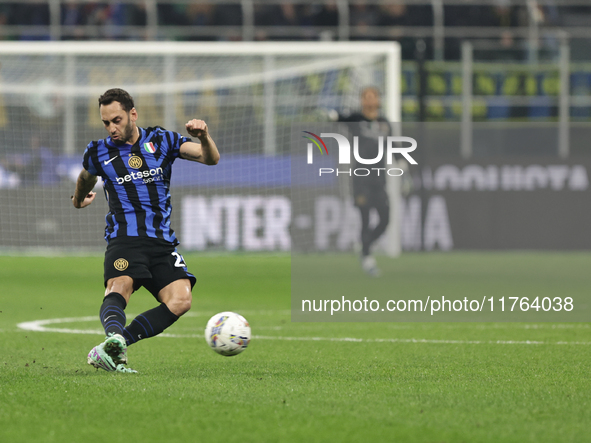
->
xmin=104 ymin=156 xmax=119 ymax=165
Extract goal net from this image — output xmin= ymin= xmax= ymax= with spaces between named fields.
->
xmin=0 ymin=41 xmax=400 ymax=254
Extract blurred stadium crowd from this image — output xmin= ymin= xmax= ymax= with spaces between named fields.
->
xmin=0 ymin=1 xmax=587 ymax=60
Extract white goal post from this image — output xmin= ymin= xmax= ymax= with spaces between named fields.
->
xmin=0 ymin=41 xmax=401 ymax=255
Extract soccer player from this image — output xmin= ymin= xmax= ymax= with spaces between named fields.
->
xmin=72 ymin=88 xmax=220 ymax=373
xmin=337 ymin=86 xmax=392 ymax=277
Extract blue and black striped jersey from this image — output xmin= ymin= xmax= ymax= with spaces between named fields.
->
xmin=82 ymin=126 xmax=191 ymax=244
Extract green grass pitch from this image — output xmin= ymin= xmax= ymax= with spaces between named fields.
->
xmin=0 ymin=253 xmax=590 ymax=443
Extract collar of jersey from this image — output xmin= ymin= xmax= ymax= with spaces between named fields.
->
xmin=106 ymin=127 xmax=145 ymax=153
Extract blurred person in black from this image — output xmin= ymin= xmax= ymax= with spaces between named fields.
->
xmin=312 ymin=1 xmax=338 ymax=27
xmin=157 ymin=3 xmax=189 ymax=26
xmin=253 ymin=3 xmax=301 ymax=41
xmin=13 ymin=1 xmax=50 ymax=40
xmin=376 ymin=2 xmax=433 ymax=60
xmin=335 ymin=87 xmax=391 ymax=276
xmin=255 ymin=3 xmax=300 ymax=27
xmin=212 ymin=4 xmax=243 ymax=41
xmin=0 ymin=4 xmax=13 ymax=27
xmin=349 ymin=1 xmax=378 ymax=40
xmin=184 ymin=3 xmax=217 ymax=41
xmin=61 ymin=2 xmax=87 ymax=40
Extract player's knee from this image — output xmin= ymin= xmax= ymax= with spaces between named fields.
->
xmin=104 ymin=276 xmax=134 ymax=299
xmin=178 ymin=295 xmax=192 ymax=315
xmin=168 ymin=293 xmax=192 ymax=316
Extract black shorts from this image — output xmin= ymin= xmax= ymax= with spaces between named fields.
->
xmin=104 ymin=236 xmax=196 ymax=299
xmin=353 ymin=183 xmax=389 ymax=209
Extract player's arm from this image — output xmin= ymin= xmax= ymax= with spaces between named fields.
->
xmin=71 ymin=169 xmax=98 ymax=209
xmin=313 ymin=108 xmax=340 ymax=122
xmin=180 ymin=119 xmax=220 ymax=165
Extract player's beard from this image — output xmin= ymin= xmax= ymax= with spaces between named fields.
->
xmin=115 ymin=119 xmax=135 ymax=144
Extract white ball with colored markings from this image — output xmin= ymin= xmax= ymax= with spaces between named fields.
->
xmin=205 ymin=312 xmax=251 ymax=356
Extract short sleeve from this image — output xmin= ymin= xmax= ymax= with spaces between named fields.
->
xmin=82 ymin=143 xmax=98 ymax=176
xmin=152 ymin=126 xmax=191 ymax=160
xmin=338 ymin=112 xmax=352 ymax=123
xmin=169 ymin=130 xmax=192 ymax=159
xmin=338 ymin=111 xmax=363 ymax=123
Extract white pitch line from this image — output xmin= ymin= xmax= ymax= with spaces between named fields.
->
xmin=14 ymin=316 xmax=591 ymax=346
xmin=251 ymin=336 xmax=591 ymax=346
xmin=17 ymin=316 xmax=101 ymax=334
xmin=183 ymin=310 xmax=291 ymax=318
xmin=523 ymin=324 xmax=591 ymax=329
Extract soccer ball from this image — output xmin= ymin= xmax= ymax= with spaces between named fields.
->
xmin=204 ymin=312 xmax=251 ymax=356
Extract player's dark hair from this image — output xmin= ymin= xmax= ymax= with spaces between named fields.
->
xmin=98 ymin=88 xmax=135 ymax=112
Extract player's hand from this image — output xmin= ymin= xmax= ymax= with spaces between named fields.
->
xmin=71 ymin=192 xmax=96 ymax=209
xmin=186 ymin=119 xmax=208 ymax=140
xmin=315 ymin=108 xmax=339 ymax=122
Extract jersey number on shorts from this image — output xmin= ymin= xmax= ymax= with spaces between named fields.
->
xmin=171 ymin=252 xmax=187 ymax=268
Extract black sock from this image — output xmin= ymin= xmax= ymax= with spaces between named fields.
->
xmin=99 ymin=292 xmax=127 ymax=337
xmin=123 ymin=303 xmax=179 ymax=346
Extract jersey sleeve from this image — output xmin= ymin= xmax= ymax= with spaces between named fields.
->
xmin=166 ymin=129 xmax=192 ymax=160
xmin=82 ymin=142 xmax=98 ymax=176
xmin=338 ymin=111 xmax=363 ymax=123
